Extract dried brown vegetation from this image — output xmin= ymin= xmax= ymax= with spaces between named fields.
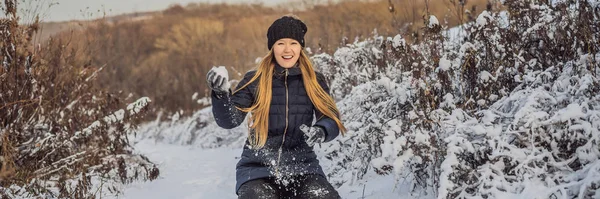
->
xmin=48 ymin=0 xmax=488 ymax=117
xmin=1 ymin=1 xmax=158 ymax=198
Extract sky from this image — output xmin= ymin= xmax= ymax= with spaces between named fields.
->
xmin=21 ymin=0 xmax=290 ymax=22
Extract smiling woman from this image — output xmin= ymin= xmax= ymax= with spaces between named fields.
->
xmin=205 ymin=15 xmax=346 ymax=199
xmin=267 ymin=17 xmax=306 ymax=69
xmin=273 ymin=38 xmax=302 ymax=68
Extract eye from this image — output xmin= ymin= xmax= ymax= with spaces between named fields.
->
xmin=277 ymin=42 xmax=284 ymax=45
xmin=291 ymin=42 xmax=299 ymax=45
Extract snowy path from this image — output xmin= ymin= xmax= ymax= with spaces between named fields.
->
xmin=112 ymin=140 xmax=418 ymax=199
xmin=115 ymin=140 xmax=240 ymax=199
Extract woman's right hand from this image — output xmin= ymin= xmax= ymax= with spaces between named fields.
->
xmin=206 ymin=66 xmax=230 ymax=95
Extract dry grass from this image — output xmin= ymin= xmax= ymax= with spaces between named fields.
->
xmin=47 ymin=0 xmax=490 ymax=117
xmin=1 ymin=1 xmax=158 ymax=197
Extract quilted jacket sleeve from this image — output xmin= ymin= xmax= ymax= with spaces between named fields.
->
xmin=212 ymin=71 xmax=256 ymax=129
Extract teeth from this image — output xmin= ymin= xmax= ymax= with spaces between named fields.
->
xmin=283 ymin=56 xmax=293 ymax=59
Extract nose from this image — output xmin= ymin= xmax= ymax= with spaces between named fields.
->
xmin=283 ymin=44 xmax=291 ymax=52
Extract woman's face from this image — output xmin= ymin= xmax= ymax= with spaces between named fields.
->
xmin=272 ymin=38 xmax=302 ymax=68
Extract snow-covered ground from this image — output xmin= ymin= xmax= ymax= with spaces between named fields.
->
xmin=114 ymin=140 xmax=239 ymax=199
xmin=112 ymin=140 xmax=420 ymax=199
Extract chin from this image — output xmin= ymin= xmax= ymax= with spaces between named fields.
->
xmin=281 ymin=64 xmax=295 ymax=68
xmin=277 ymin=60 xmax=297 ymax=68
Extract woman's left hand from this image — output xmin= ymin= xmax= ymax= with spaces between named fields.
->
xmin=299 ymin=124 xmax=325 ymax=147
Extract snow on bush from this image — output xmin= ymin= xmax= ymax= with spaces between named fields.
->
xmin=135 ymin=107 xmax=247 ymax=148
xmin=315 ymin=0 xmax=600 ymax=198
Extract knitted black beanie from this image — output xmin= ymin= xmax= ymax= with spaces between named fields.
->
xmin=267 ymin=16 xmax=308 ymax=50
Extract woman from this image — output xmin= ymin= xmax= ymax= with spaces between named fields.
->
xmin=206 ymin=15 xmax=346 ymax=199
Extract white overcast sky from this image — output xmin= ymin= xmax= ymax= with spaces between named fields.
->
xmin=21 ymin=0 xmax=290 ymax=22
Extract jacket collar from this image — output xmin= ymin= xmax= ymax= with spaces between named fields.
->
xmin=274 ymin=62 xmax=302 ymax=77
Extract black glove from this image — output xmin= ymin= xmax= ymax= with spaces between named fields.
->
xmin=206 ymin=67 xmax=230 ymax=96
xmin=299 ymin=124 xmax=326 ymax=147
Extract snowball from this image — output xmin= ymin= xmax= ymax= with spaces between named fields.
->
xmin=211 ymin=66 xmax=231 ymax=91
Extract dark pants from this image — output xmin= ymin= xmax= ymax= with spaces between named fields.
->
xmin=237 ymin=174 xmax=341 ymax=199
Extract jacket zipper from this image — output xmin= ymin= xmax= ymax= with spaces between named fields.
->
xmin=275 ymin=69 xmax=289 ymax=178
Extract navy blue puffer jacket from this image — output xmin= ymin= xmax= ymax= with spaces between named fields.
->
xmin=211 ymin=63 xmax=340 ymax=193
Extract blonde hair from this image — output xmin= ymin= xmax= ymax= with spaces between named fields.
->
xmin=233 ymin=50 xmax=346 ymax=148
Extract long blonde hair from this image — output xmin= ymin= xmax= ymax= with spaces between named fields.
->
xmin=233 ymin=50 xmax=346 ymax=148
